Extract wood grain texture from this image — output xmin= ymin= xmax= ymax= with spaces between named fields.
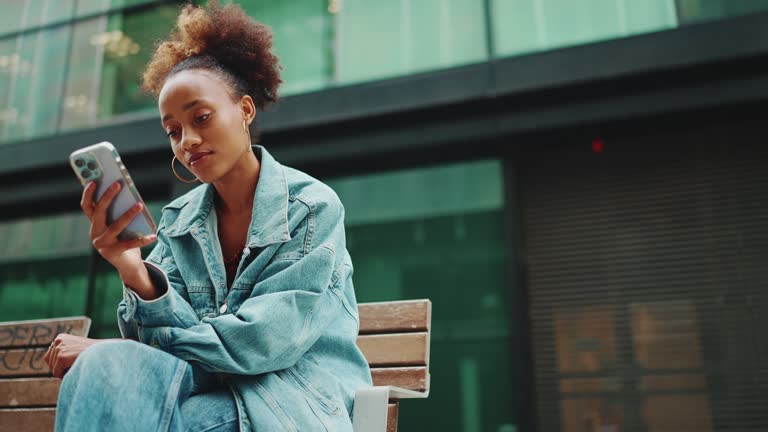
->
xmin=0 ymin=378 xmax=60 ymax=407
xmin=357 ymin=333 xmax=429 ymax=367
xmin=0 ymin=348 xmax=50 ymax=377
xmin=359 ymin=300 xmax=431 ymax=335
xmin=0 ymin=317 xmax=91 ymax=348
xmin=387 ymin=403 xmax=399 ymax=432
xmin=0 ymin=408 xmax=55 ymax=432
xmin=371 ymin=367 xmax=429 ymax=392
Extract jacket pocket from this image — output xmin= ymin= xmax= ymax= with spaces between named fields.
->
xmin=186 ymin=285 xmax=215 ymax=319
xmin=283 ymin=360 xmax=341 ymax=416
xmin=253 ymin=381 xmax=299 ymax=432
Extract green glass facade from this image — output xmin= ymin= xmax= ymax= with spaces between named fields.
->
xmin=2 ymin=1 xmax=768 ymax=431
xmin=326 ymin=160 xmax=516 ymax=431
xmin=2 ymin=0 xmax=767 ymax=144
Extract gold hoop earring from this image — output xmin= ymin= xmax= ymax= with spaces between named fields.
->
xmin=243 ymin=119 xmax=251 ymax=148
xmin=171 ymin=156 xmax=199 ymax=183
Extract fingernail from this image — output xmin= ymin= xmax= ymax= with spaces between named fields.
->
xmin=113 ymin=182 xmax=121 ymax=190
xmin=133 ymin=203 xmax=143 ymax=211
xmin=146 ymin=234 xmax=157 ymax=241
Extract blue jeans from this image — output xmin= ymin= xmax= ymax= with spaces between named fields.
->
xmin=55 ymin=340 xmax=239 ymax=432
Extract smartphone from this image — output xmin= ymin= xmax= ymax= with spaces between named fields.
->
xmin=69 ymin=142 xmax=157 ymax=241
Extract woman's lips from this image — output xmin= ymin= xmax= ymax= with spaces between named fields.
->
xmin=189 ymin=152 xmax=212 ymax=166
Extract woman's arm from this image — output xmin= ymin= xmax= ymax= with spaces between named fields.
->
xmin=117 ymin=221 xmax=201 ymax=341
xmin=137 ymin=197 xmax=352 ymax=375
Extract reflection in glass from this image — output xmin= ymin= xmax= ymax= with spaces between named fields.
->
xmin=0 ymin=25 xmax=70 ymax=142
xmin=492 ymin=0 xmax=677 ymax=58
xmin=335 ymin=0 xmax=487 ymax=85
xmin=0 ymin=211 xmax=92 ymax=321
xmin=60 ymin=17 xmax=106 ymax=131
xmin=98 ymin=4 xmax=179 ymax=117
xmin=239 ymin=0 xmax=333 ymax=95
xmin=677 ymin=0 xmax=768 ymax=25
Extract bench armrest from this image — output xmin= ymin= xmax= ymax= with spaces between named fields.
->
xmin=352 ymin=385 xmax=429 ymax=432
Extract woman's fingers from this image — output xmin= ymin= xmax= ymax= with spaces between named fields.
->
xmin=52 ymin=351 xmax=71 ymax=379
xmin=79 ymin=182 xmax=96 ymax=219
xmin=92 ymin=203 xmax=157 ymax=252
xmin=44 ymin=337 xmax=60 ymax=368
xmin=49 ymin=342 xmax=60 ymax=377
xmin=43 ymin=343 xmax=53 ymax=367
xmin=91 ymin=181 xmax=122 ymax=231
xmin=100 ymin=202 xmax=144 ymax=241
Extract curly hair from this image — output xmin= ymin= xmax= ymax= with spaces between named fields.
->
xmin=142 ymin=1 xmax=282 ymax=111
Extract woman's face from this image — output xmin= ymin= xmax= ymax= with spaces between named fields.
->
xmin=158 ymin=69 xmax=254 ymax=184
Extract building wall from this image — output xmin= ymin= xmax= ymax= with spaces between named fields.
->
xmin=2 ymin=1 xmax=768 ymax=431
xmin=521 ymin=120 xmax=768 ymax=431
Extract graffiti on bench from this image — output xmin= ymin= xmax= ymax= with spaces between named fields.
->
xmin=0 ymin=320 xmax=88 ymax=376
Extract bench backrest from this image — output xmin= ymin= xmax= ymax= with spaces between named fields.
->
xmin=0 ymin=299 xmax=432 ymax=432
xmin=356 ymin=299 xmax=432 ymax=432
xmin=0 ymin=317 xmax=91 ymax=432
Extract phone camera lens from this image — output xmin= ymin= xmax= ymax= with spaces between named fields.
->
xmin=86 ymin=161 xmax=97 ymax=170
xmin=75 ymin=159 xmax=85 ymax=167
xmin=82 ymin=170 xmax=91 ymax=178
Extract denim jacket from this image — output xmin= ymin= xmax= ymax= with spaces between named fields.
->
xmin=116 ymin=146 xmax=372 ymax=431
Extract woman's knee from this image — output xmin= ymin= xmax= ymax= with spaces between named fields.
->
xmin=73 ymin=339 xmax=152 ymax=376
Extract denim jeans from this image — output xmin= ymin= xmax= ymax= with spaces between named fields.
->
xmin=55 ymin=340 xmax=239 ymax=432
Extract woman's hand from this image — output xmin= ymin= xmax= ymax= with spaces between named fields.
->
xmin=80 ymin=181 xmax=157 ymax=275
xmin=43 ymin=334 xmax=100 ymax=379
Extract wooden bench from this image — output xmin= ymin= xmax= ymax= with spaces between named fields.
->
xmin=354 ymin=299 xmax=432 ymax=432
xmin=0 ymin=299 xmax=431 ymax=432
xmin=0 ymin=317 xmax=91 ymax=432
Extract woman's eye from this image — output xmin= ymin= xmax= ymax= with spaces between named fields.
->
xmin=166 ymin=130 xmax=178 ymax=138
xmin=196 ymin=114 xmax=210 ymax=123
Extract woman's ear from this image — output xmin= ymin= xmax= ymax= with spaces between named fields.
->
xmin=240 ymin=95 xmax=256 ymax=126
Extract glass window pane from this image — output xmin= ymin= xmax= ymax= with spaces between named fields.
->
xmin=493 ymin=0 xmax=677 ymax=58
xmin=1 ymin=32 xmax=36 ymax=141
xmin=0 ymin=211 xmax=92 ymax=322
xmin=324 ymin=160 xmax=516 ymax=431
xmin=97 ymin=4 xmax=179 ymax=118
xmin=336 ymin=0 xmax=487 ymax=85
xmin=239 ymin=0 xmax=332 ymax=95
xmin=1 ymin=25 xmax=69 ymax=142
xmin=40 ymin=0 xmax=77 ymax=25
xmin=76 ymin=0 xmax=157 ymax=17
xmin=0 ymin=258 xmax=89 ymax=321
xmin=0 ymin=1 xmax=30 ymax=37
xmin=27 ymin=26 xmax=70 ymax=139
xmin=59 ymin=16 xmax=107 ymax=131
xmin=0 ymin=36 xmax=18 ymax=138
xmin=0 ymin=1 xmax=77 ymax=36
xmin=677 ymin=0 xmax=768 ymax=24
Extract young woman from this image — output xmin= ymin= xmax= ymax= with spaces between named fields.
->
xmin=45 ymin=3 xmax=371 ymax=431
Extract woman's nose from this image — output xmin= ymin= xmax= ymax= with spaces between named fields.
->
xmin=181 ymin=129 xmax=202 ymax=150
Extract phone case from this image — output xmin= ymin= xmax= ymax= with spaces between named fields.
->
xmin=69 ymin=142 xmax=157 ymax=241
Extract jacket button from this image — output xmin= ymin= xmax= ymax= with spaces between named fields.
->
xmin=219 ymin=303 xmax=228 ymax=314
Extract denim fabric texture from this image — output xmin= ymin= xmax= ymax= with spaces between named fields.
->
xmin=56 ymin=339 xmax=239 ymax=431
xmin=59 ymin=146 xmax=372 ymax=431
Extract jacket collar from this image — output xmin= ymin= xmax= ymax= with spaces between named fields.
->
xmin=163 ymin=145 xmax=291 ymax=248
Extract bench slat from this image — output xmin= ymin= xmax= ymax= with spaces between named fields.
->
xmin=359 ymin=300 xmax=430 ymax=335
xmin=0 ymin=408 xmax=55 ymax=432
xmin=0 ymin=378 xmax=60 ymax=407
xmin=371 ymin=367 xmax=428 ymax=392
xmin=0 ymin=348 xmax=50 ymax=377
xmin=0 ymin=405 xmax=396 ymax=432
xmin=387 ymin=403 xmax=398 ymax=432
xmin=357 ymin=333 xmax=429 ymax=367
xmin=0 ymin=317 xmax=91 ymax=349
